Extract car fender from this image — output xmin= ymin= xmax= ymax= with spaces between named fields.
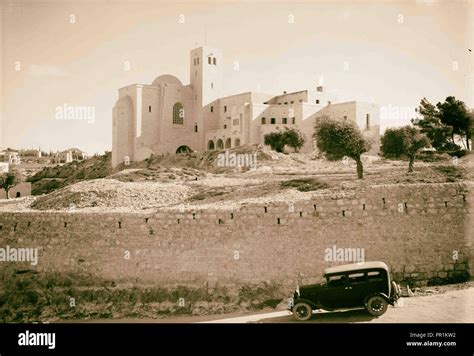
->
xmin=292 ymin=298 xmax=318 ymax=310
xmin=364 ymin=293 xmax=393 ymax=306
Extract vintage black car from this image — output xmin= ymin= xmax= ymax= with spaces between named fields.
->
xmin=289 ymin=261 xmax=401 ymax=321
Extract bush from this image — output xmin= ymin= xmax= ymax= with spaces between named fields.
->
xmin=264 ymin=128 xmax=305 ymax=153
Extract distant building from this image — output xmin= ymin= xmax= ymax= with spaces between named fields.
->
xmin=115 ymin=46 xmax=379 ymax=167
xmin=53 ymin=148 xmax=88 ymax=163
xmin=0 ymin=182 xmax=31 ymax=199
xmin=0 ymin=150 xmax=21 ymax=165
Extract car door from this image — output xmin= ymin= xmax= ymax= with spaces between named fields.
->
xmin=319 ymin=274 xmax=353 ymax=309
xmin=345 ymin=272 xmax=368 ymax=307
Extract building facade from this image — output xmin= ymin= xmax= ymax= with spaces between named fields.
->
xmin=112 ymin=46 xmax=380 ymax=167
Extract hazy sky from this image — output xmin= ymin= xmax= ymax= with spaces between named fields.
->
xmin=1 ymin=0 xmax=473 ymax=154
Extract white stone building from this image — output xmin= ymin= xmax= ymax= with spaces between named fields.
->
xmin=112 ymin=46 xmax=380 ymax=167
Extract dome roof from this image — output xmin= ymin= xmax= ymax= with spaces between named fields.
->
xmin=151 ymin=74 xmax=183 ymax=87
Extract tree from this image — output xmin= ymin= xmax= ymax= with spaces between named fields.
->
xmin=412 ymin=98 xmax=451 ymax=151
xmin=380 ymin=128 xmax=405 ymax=158
xmin=381 ymin=126 xmax=430 ymax=173
xmin=437 ymin=96 xmax=471 ymax=150
xmin=403 ymin=127 xmax=430 ymax=173
xmin=264 ymin=128 xmax=305 ymax=153
xmin=314 ymin=117 xmax=371 ymax=179
xmin=0 ymin=171 xmax=20 ymax=199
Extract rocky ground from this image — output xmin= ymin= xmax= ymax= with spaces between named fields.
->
xmin=0 ymin=147 xmax=471 ymax=213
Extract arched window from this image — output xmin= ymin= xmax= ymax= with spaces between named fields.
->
xmin=234 ymin=138 xmax=241 ymax=147
xmin=173 ymin=102 xmax=184 ymax=124
xmin=208 ymin=140 xmax=215 ymax=150
xmin=225 ymin=138 xmax=231 ymax=149
xmin=216 ymin=139 xmax=224 ymax=150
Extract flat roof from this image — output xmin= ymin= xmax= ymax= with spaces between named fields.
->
xmin=324 ymin=261 xmax=389 ymax=275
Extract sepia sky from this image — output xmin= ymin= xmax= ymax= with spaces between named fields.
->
xmin=1 ymin=0 xmax=473 ymax=154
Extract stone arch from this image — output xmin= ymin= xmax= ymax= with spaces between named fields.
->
xmin=216 ymin=139 xmax=224 ymax=150
xmin=176 ymin=145 xmax=192 ymax=154
xmin=225 ymin=138 xmax=231 ymax=149
xmin=207 ymin=140 xmax=215 ymax=150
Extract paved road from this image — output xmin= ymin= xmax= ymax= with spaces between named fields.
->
xmin=202 ymin=288 xmax=474 ymax=323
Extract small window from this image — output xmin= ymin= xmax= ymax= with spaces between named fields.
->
xmin=328 ymin=101 xmax=331 ymax=105
xmin=284 ymin=102 xmax=288 ymax=105
xmin=316 ymin=99 xmax=320 ymax=104
xmin=208 ymin=57 xmax=212 ymax=64
xmin=290 ymin=101 xmax=294 ymax=104
xmin=233 ymin=119 xmax=239 ymax=126
xmin=213 ymin=57 xmax=216 ymax=65
xmin=366 ymin=113 xmax=370 ymax=129
xmin=193 ymin=58 xmax=196 ymax=66
xmin=368 ymin=271 xmax=383 ymax=281
xmin=16 ymin=192 xmax=21 ymax=198
xmin=299 ymin=99 xmax=303 ymax=102
xmin=210 ymin=106 xmax=214 ymax=112
xmin=292 ymin=117 xmax=295 ymax=124
xmin=282 ymin=117 xmax=287 ymax=124
xmin=271 ymin=118 xmax=276 ymax=124
xmin=224 ymin=124 xmax=227 ymax=129
xmin=343 ymin=115 xmax=347 ymax=120
xmin=348 ymin=272 xmax=366 ymax=284
xmin=194 ymin=123 xmax=198 ymax=133
xmin=211 ymin=82 xmax=213 ymax=89
xmin=261 ymin=117 xmax=266 ymax=125
xmin=224 ymin=106 xmax=227 ymax=112
xmin=149 ymin=105 xmax=151 ymax=113
xmin=195 ymin=70 xmax=197 ymax=77
xmin=278 ymin=103 xmax=282 ymax=105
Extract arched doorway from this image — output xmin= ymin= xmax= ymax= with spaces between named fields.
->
xmin=234 ymin=138 xmax=241 ymax=147
xmin=176 ymin=145 xmax=192 ymax=154
xmin=225 ymin=138 xmax=231 ymax=149
xmin=207 ymin=140 xmax=215 ymax=150
xmin=216 ymin=139 xmax=224 ymax=150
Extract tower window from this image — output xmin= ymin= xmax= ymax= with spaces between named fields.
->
xmin=271 ymin=118 xmax=276 ymax=124
xmin=224 ymin=106 xmax=227 ymax=113
xmin=284 ymin=102 xmax=288 ymax=105
xmin=282 ymin=118 xmax=287 ymax=124
xmin=148 ymin=105 xmax=151 ymax=113
xmin=173 ymin=102 xmax=184 ymax=124
xmin=316 ymin=99 xmax=320 ymax=104
xmin=261 ymin=117 xmax=266 ymax=125
xmin=193 ymin=58 xmax=196 ymax=66
xmin=194 ymin=123 xmax=198 ymax=132
xmin=213 ymin=57 xmax=216 ymax=65
xmin=292 ymin=117 xmax=295 ymax=124
xmin=366 ymin=114 xmax=370 ymax=129
xmin=211 ymin=106 xmax=214 ymax=112
xmin=208 ymin=57 xmax=212 ymax=64
xmin=224 ymin=124 xmax=227 ymax=129
xmin=343 ymin=115 xmax=347 ymax=120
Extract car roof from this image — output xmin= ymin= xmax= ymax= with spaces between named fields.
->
xmin=324 ymin=261 xmax=389 ymax=275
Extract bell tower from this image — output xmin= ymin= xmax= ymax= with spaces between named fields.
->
xmin=190 ymin=46 xmax=222 ymax=107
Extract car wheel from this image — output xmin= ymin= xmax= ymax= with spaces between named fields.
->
xmin=293 ymin=302 xmax=313 ymax=321
xmin=366 ymin=296 xmax=388 ymax=316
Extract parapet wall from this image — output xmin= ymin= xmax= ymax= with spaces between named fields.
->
xmin=0 ymin=183 xmax=472 ymax=289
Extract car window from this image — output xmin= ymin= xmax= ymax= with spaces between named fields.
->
xmin=327 ymin=275 xmax=347 ymax=287
xmin=367 ymin=271 xmax=383 ymax=282
xmin=348 ymin=272 xmax=366 ymax=284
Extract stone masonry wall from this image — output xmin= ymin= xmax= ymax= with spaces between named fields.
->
xmin=0 ymin=183 xmax=471 ymax=289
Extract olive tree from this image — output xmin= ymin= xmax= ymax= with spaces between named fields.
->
xmin=314 ymin=117 xmax=371 ymax=179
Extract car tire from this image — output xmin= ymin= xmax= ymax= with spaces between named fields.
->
xmin=366 ymin=296 xmax=388 ymax=316
xmin=293 ymin=302 xmax=313 ymax=321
